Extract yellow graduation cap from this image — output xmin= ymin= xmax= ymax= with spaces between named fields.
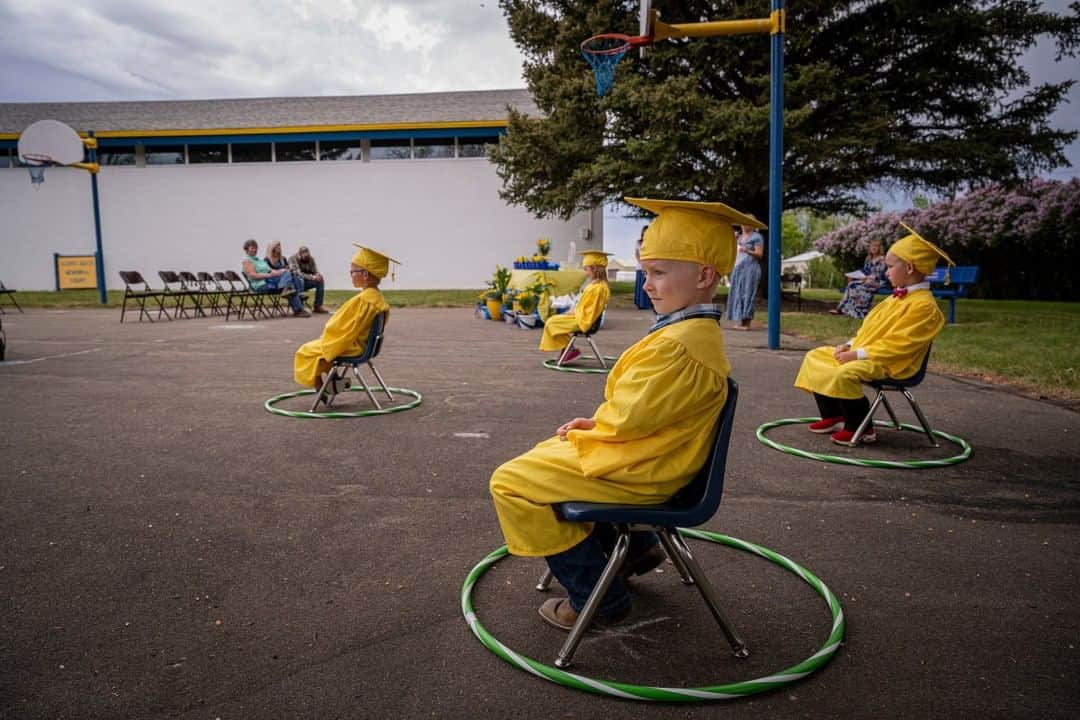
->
xmin=351 ymin=244 xmax=402 ymax=281
xmin=581 ymin=250 xmax=613 ymax=268
xmin=625 ymin=197 xmax=766 ymax=276
xmin=892 ymin=221 xmax=955 ymax=282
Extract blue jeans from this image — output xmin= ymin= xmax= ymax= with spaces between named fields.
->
xmin=544 ymin=525 xmax=659 ymax=616
xmin=302 ymin=277 xmax=325 ymax=308
xmin=265 ymin=271 xmax=304 ymax=312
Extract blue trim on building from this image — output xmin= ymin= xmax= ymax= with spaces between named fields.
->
xmin=95 ymin=127 xmax=504 ymax=147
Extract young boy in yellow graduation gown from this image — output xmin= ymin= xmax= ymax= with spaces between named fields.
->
xmin=490 ymin=197 xmax=766 ymax=630
xmin=794 ymin=223 xmax=951 ymax=445
xmin=293 ymin=246 xmax=398 ymax=389
xmin=538 ymin=251 xmax=612 ymax=364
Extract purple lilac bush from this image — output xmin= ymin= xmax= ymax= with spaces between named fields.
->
xmin=814 ymin=179 xmax=1080 ymax=300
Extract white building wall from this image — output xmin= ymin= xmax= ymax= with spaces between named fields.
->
xmin=0 ymin=158 xmax=602 ymax=291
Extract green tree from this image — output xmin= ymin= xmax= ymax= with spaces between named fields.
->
xmin=492 ymin=0 xmax=1079 ymax=225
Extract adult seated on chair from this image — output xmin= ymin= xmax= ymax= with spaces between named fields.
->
xmin=288 ymin=245 xmax=328 ymax=314
xmin=293 ymin=245 xmax=398 ymax=390
xmin=490 ymin=197 xmax=755 ymax=631
xmin=794 ymin=222 xmax=953 ymax=446
xmin=242 ymin=238 xmax=311 ymax=317
xmin=538 ymin=251 xmax=611 ymax=364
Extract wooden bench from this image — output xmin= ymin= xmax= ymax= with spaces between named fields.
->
xmin=873 ymin=265 xmax=980 ymax=324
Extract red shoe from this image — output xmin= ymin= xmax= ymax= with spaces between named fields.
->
xmin=558 ymin=347 xmax=582 ymax=365
xmin=808 ymin=416 xmax=844 ymax=433
xmin=830 ymin=428 xmax=876 ymax=446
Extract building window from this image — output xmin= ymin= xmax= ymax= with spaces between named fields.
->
xmin=369 ymin=139 xmax=411 ymax=160
xmin=458 ymin=135 xmax=500 ymax=158
xmin=0 ymin=148 xmax=10 ymax=168
xmin=145 ymin=144 xmax=186 ymax=165
xmin=319 ymin=140 xmax=363 ymax=161
xmin=413 ymin=138 xmax=455 ymax=159
xmin=275 ymin=141 xmax=316 ymax=162
xmin=99 ymin=145 xmax=137 ymax=165
xmin=231 ymin=143 xmax=272 ymax=163
xmin=188 ymin=144 xmax=228 ymax=164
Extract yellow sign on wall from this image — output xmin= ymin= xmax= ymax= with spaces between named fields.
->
xmin=56 ymin=255 xmax=98 ymax=290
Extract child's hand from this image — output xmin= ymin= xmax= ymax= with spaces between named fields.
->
xmin=834 ymin=349 xmax=858 ymax=364
xmin=557 ymin=417 xmax=596 ymax=440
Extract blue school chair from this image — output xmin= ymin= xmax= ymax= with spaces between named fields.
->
xmin=535 ymin=378 xmax=745 ymax=668
xmin=310 ymin=311 xmax=394 ymax=412
xmin=555 ymin=312 xmax=608 ymax=368
xmin=850 ymin=344 xmax=938 ymax=447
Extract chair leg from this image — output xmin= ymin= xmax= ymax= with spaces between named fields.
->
xmin=851 ymin=390 xmax=886 ymax=445
xmin=585 ymin=336 xmax=606 ymax=369
xmin=879 ymin=393 xmax=902 ymax=429
xmin=309 ymin=370 xmax=339 ymax=412
xmin=555 ymin=337 xmax=578 ymax=366
xmin=663 ymin=529 xmax=749 ymax=659
xmin=657 ymin=530 xmax=694 ymax=585
xmin=536 ymin=568 xmax=554 ymax=591
xmin=351 ymin=368 xmax=382 ymax=410
xmin=902 ymin=390 xmax=940 ymax=447
xmin=553 ymin=532 xmax=631 ymax=669
xmin=367 ymin=361 xmax=395 ymax=402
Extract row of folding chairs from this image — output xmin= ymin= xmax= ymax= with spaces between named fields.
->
xmin=118 ymin=270 xmax=303 ymax=323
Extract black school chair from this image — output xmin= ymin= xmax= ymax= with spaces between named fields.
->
xmin=310 ymin=311 xmax=394 ymax=412
xmin=535 ymin=378 xmax=745 ymax=668
xmin=850 ymin=344 xmax=938 ymax=447
xmin=555 ymin=312 xmax=608 ymax=368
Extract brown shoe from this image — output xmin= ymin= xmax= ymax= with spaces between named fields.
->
xmin=622 ymin=544 xmax=667 ymax=580
xmin=538 ymin=597 xmax=630 ymax=632
xmin=281 ymin=285 xmax=297 ymax=298
xmin=292 ymin=308 xmax=312 ymax=318
xmin=312 ymin=306 xmax=329 ymax=314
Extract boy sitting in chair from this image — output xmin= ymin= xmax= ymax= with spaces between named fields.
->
xmin=293 ymin=245 xmax=398 ymax=392
xmin=538 ymin=251 xmax=611 ymax=365
xmin=490 ymin=197 xmax=764 ymax=630
xmin=794 ymin=222 xmax=953 ymax=446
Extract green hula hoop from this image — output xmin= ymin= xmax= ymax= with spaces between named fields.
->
xmin=264 ymin=386 xmax=422 ymax=418
xmin=461 ymin=530 xmax=845 ymax=702
xmin=756 ymin=417 xmax=972 ymax=469
xmin=541 ymin=356 xmax=620 ymax=374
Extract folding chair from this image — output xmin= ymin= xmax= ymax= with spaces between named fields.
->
xmin=118 ymin=271 xmax=171 ymax=323
xmin=158 ymin=271 xmax=199 ymax=319
xmin=196 ymin=272 xmax=226 ymax=317
xmin=177 ymin=271 xmax=211 ymax=317
xmin=310 ymin=311 xmax=394 ymax=412
xmin=0 ymin=280 xmax=23 ymax=314
xmin=851 ymin=344 xmax=938 ymax=447
xmin=555 ymin=312 xmax=607 ymax=368
xmin=535 ymin=378 xmax=745 ymax=668
xmin=244 ymin=272 xmax=289 ymax=318
xmin=221 ymin=270 xmax=265 ymax=321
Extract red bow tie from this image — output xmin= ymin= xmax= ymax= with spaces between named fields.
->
xmin=892 ymin=287 xmax=908 ymax=299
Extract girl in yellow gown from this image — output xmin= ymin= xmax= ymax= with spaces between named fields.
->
xmin=293 ymin=246 xmax=398 ymax=389
xmin=794 ymin=224 xmax=952 ymax=446
xmin=538 ymin=252 xmax=611 ymax=364
xmin=490 ymin=197 xmax=766 ymax=630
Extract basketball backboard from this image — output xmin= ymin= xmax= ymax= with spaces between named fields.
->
xmin=639 ymin=0 xmax=654 ymax=57
xmin=18 ymin=119 xmax=87 ymax=166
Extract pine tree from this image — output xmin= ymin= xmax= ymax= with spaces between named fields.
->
xmin=492 ymin=0 xmax=1080 ymax=222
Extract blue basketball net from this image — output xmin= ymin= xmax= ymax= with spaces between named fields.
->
xmin=581 ymin=35 xmax=631 ymax=97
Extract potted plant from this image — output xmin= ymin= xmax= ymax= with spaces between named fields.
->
xmin=484 ymin=265 xmax=511 ymax=321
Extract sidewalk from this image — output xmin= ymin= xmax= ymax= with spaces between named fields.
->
xmin=1 ymin=307 xmax=1076 ymax=719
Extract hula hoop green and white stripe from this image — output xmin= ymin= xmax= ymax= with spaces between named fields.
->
xmin=756 ymin=417 xmax=972 ymax=469
xmin=541 ymin=356 xmax=620 ymax=374
xmin=264 ymin=386 xmax=422 ymax=418
xmin=461 ymin=530 xmax=845 ymax=701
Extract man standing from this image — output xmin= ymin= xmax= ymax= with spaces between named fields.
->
xmin=289 ymin=246 xmax=327 ymax=314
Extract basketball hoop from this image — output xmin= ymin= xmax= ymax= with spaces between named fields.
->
xmin=581 ymin=33 xmax=648 ymax=97
xmin=21 ymin=153 xmax=53 ymax=188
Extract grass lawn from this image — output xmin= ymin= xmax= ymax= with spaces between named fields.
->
xmin=8 ymin=286 xmax=1077 ymax=405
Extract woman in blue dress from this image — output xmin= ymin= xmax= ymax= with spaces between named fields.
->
xmin=831 ymin=238 xmax=888 ymax=319
xmin=724 ymin=224 xmax=764 ymax=330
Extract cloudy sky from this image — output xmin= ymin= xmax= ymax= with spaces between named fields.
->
xmin=2 ymin=0 xmax=1075 ymax=255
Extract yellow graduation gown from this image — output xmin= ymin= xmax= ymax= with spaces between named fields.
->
xmin=491 ymin=318 xmax=730 ymax=557
xmin=538 ymin=281 xmax=611 ymax=352
xmin=293 ymin=288 xmax=390 ymax=388
xmin=794 ymin=289 xmax=944 ymax=399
